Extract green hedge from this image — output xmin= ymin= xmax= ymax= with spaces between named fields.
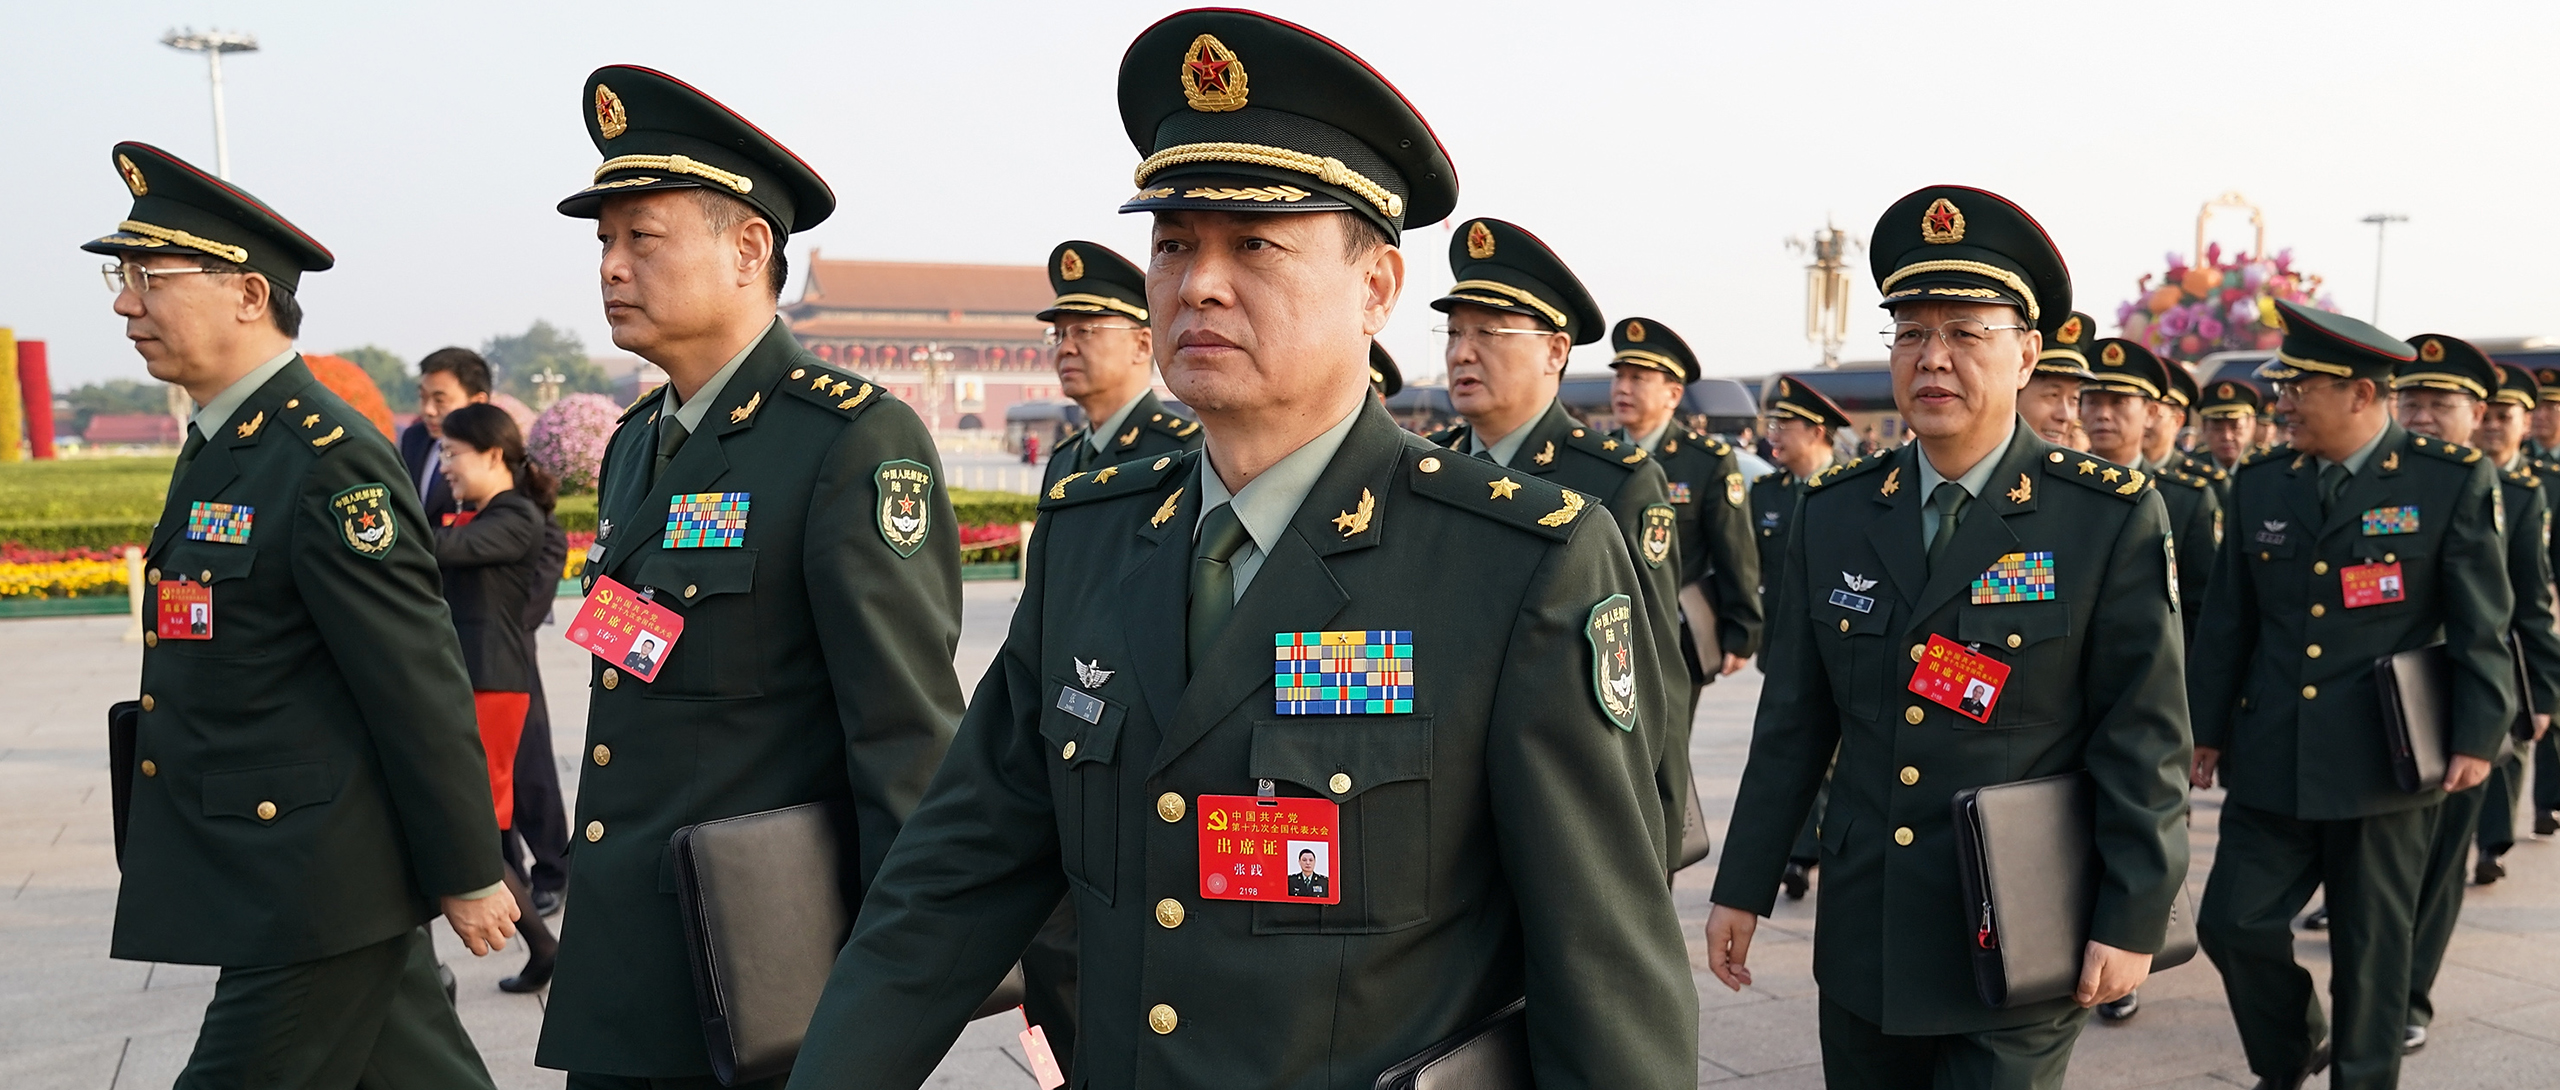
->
xmin=0 ymin=518 xmax=154 ymax=551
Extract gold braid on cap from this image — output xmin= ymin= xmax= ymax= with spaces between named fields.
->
xmin=1612 ymin=349 xmax=1686 ymax=378
xmin=1771 ymin=402 xmax=1830 ymax=425
xmin=2094 ymin=375 xmax=2164 ymax=400
xmin=593 ymin=154 xmax=754 ymax=195
xmin=2272 ymin=351 xmax=2354 ymax=378
xmin=1446 ymin=280 xmax=1568 ymax=329
xmin=2388 ymin=372 xmax=2488 ymax=399
xmin=2037 ymin=347 xmax=2088 ymax=366
xmin=1049 ymin=293 xmax=1148 ymax=322
xmin=114 ymin=220 xmax=249 ymax=264
xmin=1878 ymin=259 xmax=2039 ymax=322
xmin=1134 ymin=142 xmax=1403 ymax=220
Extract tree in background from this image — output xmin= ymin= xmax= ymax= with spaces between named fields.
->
xmin=55 ymin=379 xmax=168 ymax=437
xmin=484 ymin=320 xmax=611 ymax=404
xmin=529 ymin=393 xmax=619 ymax=494
xmin=335 ymin=345 xmax=411 ymax=411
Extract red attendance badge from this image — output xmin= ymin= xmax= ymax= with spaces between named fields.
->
xmin=2340 ymin=562 xmax=2405 ymax=609
xmin=1906 ymin=634 xmax=2012 ymax=724
xmin=565 ymin=576 xmax=685 ymax=683
xmin=156 ymin=580 xmax=213 ymax=641
xmin=1196 ymin=794 xmax=1342 ymax=905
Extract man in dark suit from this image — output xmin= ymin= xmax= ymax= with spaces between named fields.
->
xmin=88 ymin=141 xmax=516 ymax=1088
xmin=398 ymin=347 xmax=492 ymax=522
xmin=789 ymin=12 xmax=1692 ymax=1088
xmin=1037 ymin=240 xmax=1200 ymax=494
xmin=1706 ymin=185 xmax=2191 ymax=1088
xmin=1286 ymin=850 xmax=1329 ymax=899
xmin=535 ymin=67 xmax=965 ymax=1089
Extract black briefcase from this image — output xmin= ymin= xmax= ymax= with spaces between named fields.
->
xmin=1951 ymin=772 xmax=2198 ymax=1009
xmin=2375 ymin=643 xmax=2456 ymax=792
xmin=671 ymin=801 xmax=1023 ymax=1086
xmin=1674 ymin=774 xmax=1712 ymax=874
xmin=1374 ymin=997 xmax=1529 ymax=1090
xmin=108 ymin=700 xmax=140 ymax=866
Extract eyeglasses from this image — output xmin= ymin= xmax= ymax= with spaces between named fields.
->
xmin=1043 ymin=324 xmax=1145 ymax=346
xmin=101 ymin=262 xmax=219 ymax=295
xmin=1431 ymin=324 xmax=1560 ymax=346
xmin=2268 ymin=377 xmax=2347 ymax=401
xmin=1880 ymin=318 xmax=2030 ymax=354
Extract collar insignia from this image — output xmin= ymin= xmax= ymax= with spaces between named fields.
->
xmin=234 ymin=410 xmax=264 ymax=439
xmin=727 ymin=391 xmax=761 ymax=425
xmin=1150 ymin=487 xmax=1183 ymax=528
xmin=2006 ymin=473 xmax=2032 ymax=505
xmin=1533 ymin=440 xmax=1555 ymax=466
xmin=1333 ymin=488 xmax=1376 ymax=537
xmin=1880 ymin=465 xmax=1901 ymax=496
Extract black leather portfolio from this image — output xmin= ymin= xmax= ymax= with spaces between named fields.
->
xmin=108 ymin=700 xmax=139 ymax=866
xmin=1951 ymin=772 xmax=2198 ymax=1009
xmin=1374 ymin=997 xmax=1529 ymax=1090
xmin=1675 ymin=774 xmax=1713 ymax=873
xmin=2375 ymin=643 xmax=2453 ymax=792
xmin=671 ymin=800 xmax=1022 ymax=1086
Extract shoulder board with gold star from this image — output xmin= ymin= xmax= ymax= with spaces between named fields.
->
xmin=284 ymin=395 xmax=360 ymax=455
xmin=2045 ymin=451 xmax=2151 ymax=501
xmin=1805 ymin=452 xmax=1892 ymax=491
xmin=2241 ymin=445 xmax=2296 ymax=470
xmin=1699 ymin=434 xmax=1733 ymax=457
xmin=1039 ymin=448 xmax=1193 ymax=511
xmin=2504 ymin=465 xmax=2542 ymax=489
xmin=1407 ymin=446 xmax=1584 ymax=542
xmin=2406 ymin=434 xmax=2482 ymax=466
xmin=1138 ymin=410 xmax=1202 ymax=443
xmin=1753 ymin=469 xmax=1786 ymax=485
xmin=2154 ymin=468 xmax=2210 ymax=491
xmin=781 ymin=363 xmax=888 ymax=420
xmin=1560 ymin=425 xmax=1650 ymax=469
xmin=618 ymin=385 xmax=667 ymax=424
xmin=1424 ymin=424 xmax=1465 ymax=448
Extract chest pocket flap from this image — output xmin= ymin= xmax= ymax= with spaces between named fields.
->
xmin=202 ymin=761 xmax=335 ymax=821
xmin=1249 ymin=716 xmax=1432 ymax=800
xmin=159 ymin=543 xmax=258 ymax=586
xmin=636 ymin=548 xmax=758 ymax=607
xmin=1037 ymin=682 xmax=1126 ymax=768
xmin=1812 ymin=594 xmax=1894 ymax=639
xmin=1956 ymin=599 xmax=2070 ymax=654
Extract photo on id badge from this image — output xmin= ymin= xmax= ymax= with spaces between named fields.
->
xmin=1958 ymin=678 xmax=1994 ymax=719
xmin=623 ymin=631 xmax=666 ymax=675
xmin=1286 ymin=841 xmax=1331 ymax=899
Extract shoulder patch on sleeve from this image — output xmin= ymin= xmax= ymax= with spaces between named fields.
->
xmin=1585 ymin=594 xmax=1640 ymax=732
xmin=1408 ymin=448 xmax=1585 ymax=541
xmin=2043 ymin=451 xmax=2151 ymax=501
xmin=1806 ymin=453 xmax=1892 ymax=491
xmin=328 ymin=482 xmax=399 ymax=559
xmin=1561 ymin=427 xmax=1645 ymax=470
xmin=781 ymin=364 xmax=885 ymax=419
xmin=1039 ymin=449 xmax=1192 ymax=510
xmin=618 ymin=386 xmax=666 ymax=424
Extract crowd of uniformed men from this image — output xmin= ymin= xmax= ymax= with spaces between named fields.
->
xmin=80 ymin=6 xmax=2556 ymax=1090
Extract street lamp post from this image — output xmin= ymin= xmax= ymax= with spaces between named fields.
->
xmin=2360 ymin=212 xmax=2408 ymax=326
xmin=916 ymin=343 xmax=955 ymax=431
xmin=530 ymin=367 xmax=566 ymax=410
xmin=1786 ymin=219 xmax=1861 ymax=368
xmin=161 ymin=28 xmax=259 ymax=179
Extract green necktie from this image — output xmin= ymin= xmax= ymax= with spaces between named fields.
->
xmin=652 ymin=413 xmax=691 ymax=489
xmin=1074 ymin=436 xmax=1097 ymax=473
xmin=1188 ymin=503 xmax=1252 ymax=674
xmin=2320 ymin=464 xmax=2349 ymax=517
xmin=176 ymin=423 xmax=207 ymax=468
xmin=1925 ymin=482 xmax=1968 ymax=575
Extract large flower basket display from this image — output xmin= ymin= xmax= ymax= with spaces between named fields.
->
xmin=2114 ymin=192 xmax=2337 ymax=360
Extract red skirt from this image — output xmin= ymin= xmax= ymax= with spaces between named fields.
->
xmin=472 ymin=690 xmax=530 ymax=829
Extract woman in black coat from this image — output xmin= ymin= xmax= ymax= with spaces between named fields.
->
xmin=432 ymin=403 xmax=563 ymax=991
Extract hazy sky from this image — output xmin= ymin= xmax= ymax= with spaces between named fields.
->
xmin=7 ymin=1 xmax=2556 ymax=390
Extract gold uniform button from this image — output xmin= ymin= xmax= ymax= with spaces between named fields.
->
xmin=684 ymin=584 xmax=698 ymax=599
xmin=2260 ymin=551 xmax=2271 ymax=561
xmin=2005 ymin=633 xmax=2022 ymax=649
xmin=255 ymin=801 xmax=278 ymax=821
xmin=593 ymin=744 xmax=611 ymax=766
xmin=1418 ymin=456 xmax=1442 ymax=473
xmin=2310 ymin=604 xmax=2326 ymax=618
xmin=1149 ymin=1004 xmax=1178 ymax=1034
xmin=200 ymin=569 xmax=212 ymax=582
xmin=2302 ymin=685 xmax=2319 ymax=700
xmin=1062 ymin=740 xmax=1079 ymax=761
xmin=1893 ymin=826 xmax=1914 ymax=846
xmin=140 ymin=695 xmax=155 ymax=712
xmin=2384 ymin=552 xmax=2396 ymax=564
xmin=2047 ymin=451 xmax=2065 ymax=463
xmin=146 ymin=568 xmax=161 ymax=584
xmin=1840 ymin=619 xmax=1852 ymax=633
xmin=1910 ymin=644 xmax=1925 ymax=662
xmin=601 ymin=668 xmax=619 ymax=690
xmin=2306 ymin=644 xmax=2323 ymax=659
xmin=586 ymin=821 xmax=605 ymax=842
xmin=1899 ymin=766 xmax=1919 ymax=786
xmin=1157 ymin=793 xmax=1186 ymax=822
xmin=1328 ymin=773 xmax=1352 ymax=795
xmin=141 ymin=760 xmax=158 ymax=778
xmin=144 ymin=632 xmax=158 ymax=648
xmin=2313 ymin=561 xmax=2329 ymax=575
xmin=1155 ymin=899 xmax=1185 ymax=928
xmin=1904 ymin=705 xmax=1924 ymax=725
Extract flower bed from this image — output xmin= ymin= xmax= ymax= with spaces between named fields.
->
xmin=0 ymin=543 xmax=131 ymax=599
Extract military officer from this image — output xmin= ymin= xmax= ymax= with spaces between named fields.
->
xmin=536 ymin=67 xmax=966 ymax=1088
xmin=2528 ymin=364 xmax=2560 ymax=460
xmin=2188 ymin=300 xmax=2513 ymax=1090
xmin=2199 ymin=379 xmax=2267 ymax=507
xmin=2145 ymin=358 xmax=2217 ymax=480
xmin=790 ymin=11 xmax=1693 ymax=1088
xmin=2022 ymin=310 xmax=2098 ymax=447
xmin=2393 ymin=338 xmax=2560 ymax=1053
xmin=1426 ymin=218 xmax=1690 ymax=864
xmin=90 ymin=142 xmax=516 ymax=1087
xmin=2531 ymin=366 xmax=2560 ymax=835
xmin=1705 ymin=185 xmax=2192 ymax=1088
xmin=2080 ymin=338 xmax=2222 ymax=646
xmin=1747 ymin=376 xmax=1856 ymax=899
xmin=1608 ymin=315 xmax=1765 ymax=698
xmin=2470 ymin=361 xmax=2559 ymax=868
xmin=1038 ymin=240 xmax=1201 ymax=493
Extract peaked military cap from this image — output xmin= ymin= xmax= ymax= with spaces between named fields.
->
xmin=2534 ymin=366 xmax=2560 ymax=404
xmin=1871 ymin=185 xmax=2072 ymax=338
xmin=1607 ymin=317 xmax=1696 ymax=383
xmin=2162 ymin=356 xmax=2201 ymax=409
xmin=83 ymin=142 xmax=333 ymax=293
xmin=2255 ymin=299 xmax=2414 ymax=383
xmin=2492 ymin=360 xmax=2540 ymax=410
xmin=557 ymin=65 xmax=835 ymax=236
xmin=2087 ymin=338 xmax=2171 ymax=401
xmin=2198 ymin=378 xmax=2265 ymax=418
xmin=2036 ymin=310 xmax=2099 ymax=379
xmin=1764 ymin=374 xmax=1852 ymax=431
xmin=1116 ymin=8 xmax=1456 ymax=241
xmin=1036 ymin=241 xmax=1148 ymax=323
xmin=1369 ymin=342 xmax=1403 ymax=398
xmin=2393 ymin=333 xmax=2496 ymax=400
xmin=1430 ymin=218 xmax=1604 ymax=344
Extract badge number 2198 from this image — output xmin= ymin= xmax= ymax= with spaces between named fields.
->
xmin=1196 ymin=794 xmax=1342 ymax=905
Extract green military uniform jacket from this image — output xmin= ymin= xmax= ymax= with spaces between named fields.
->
xmin=117 ymin=357 xmax=502 ymax=967
xmin=1713 ymin=423 xmax=2193 ymax=1035
xmin=2496 ymin=463 xmax=2560 ymax=724
xmin=537 ymin=323 xmax=966 ymax=1076
xmin=1749 ymin=466 xmax=1822 ymax=613
xmin=2188 ymin=424 xmax=2515 ymax=820
xmin=1434 ymin=401 xmax=1690 ymax=864
xmin=793 ymin=401 xmax=1695 ymax=1090
xmin=2152 ymin=465 xmax=2223 ymax=647
xmin=1041 ymin=390 xmax=1202 ymax=493
xmin=1629 ymin=424 xmax=1763 ymax=663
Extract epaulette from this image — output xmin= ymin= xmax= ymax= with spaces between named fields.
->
xmin=1142 ymin=410 xmax=1202 ymax=442
xmin=1560 ymin=425 xmax=1651 ymax=469
xmin=2043 ymin=450 xmax=2151 ymax=501
xmin=282 ymin=393 xmax=359 ymax=454
xmin=1657 ymin=429 xmax=1726 ymax=459
xmin=1040 ymin=448 xmax=1193 ymax=510
xmin=618 ymin=385 xmax=666 ymax=424
xmin=2406 ymin=434 xmax=2482 ymax=465
xmin=1753 ymin=469 xmax=1786 ymax=485
xmin=1408 ymin=448 xmax=1585 ymax=542
xmin=1806 ymin=452 xmax=1893 ymax=491
xmin=2242 ymin=444 xmax=2296 ymax=469
xmin=1422 ymin=424 xmax=1462 ymax=446
xmin=2154 ymin=468 xmax=2210 ymax=491
xmin=2504 ymin=465 xmax=2542 ymax=489
xmin=2193 ymin=463 xmax=2228 ymax=482
xmin=781 ymin=363 xmax=888 ymax=419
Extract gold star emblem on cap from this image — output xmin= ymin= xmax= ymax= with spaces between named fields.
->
xmin=1180 ymin=33 xmax=1249 ymax=112
xmin=1466 ymin=221 xmax=1495 ymax=260
xmin=1488 ymin=477 xmax=1521 ymax=500
xmin=1060 ymin=248 xmax=1085 ymax=280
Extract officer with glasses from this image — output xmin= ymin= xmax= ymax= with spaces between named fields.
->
xmin=1036 ymin=240 xmax=1200 ymax=494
